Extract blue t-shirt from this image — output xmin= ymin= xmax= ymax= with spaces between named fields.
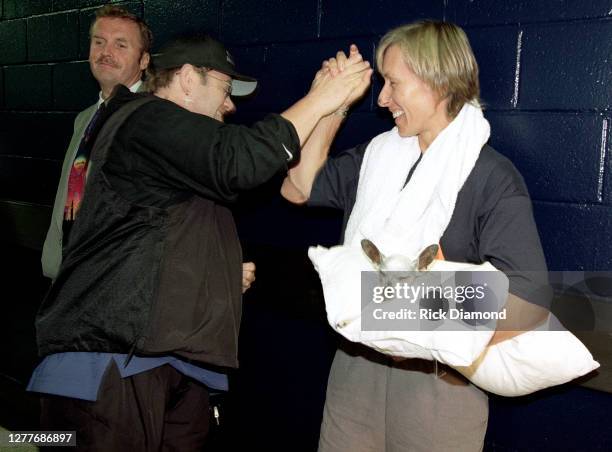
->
xmin=27 ymin=352 xmax=228 ymax=401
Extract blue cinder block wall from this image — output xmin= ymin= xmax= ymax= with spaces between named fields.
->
xmin=1 ymin=1 xmax=610 ymax=260
xmin=0 ymin=0 xmax=611 ymax=450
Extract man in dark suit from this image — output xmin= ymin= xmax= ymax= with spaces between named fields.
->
xmin=42 ymin=4 xmax=151 ymax=280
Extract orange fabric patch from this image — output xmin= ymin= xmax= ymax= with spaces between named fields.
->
xmin=436 ymin=244 xmax=445 ymax=261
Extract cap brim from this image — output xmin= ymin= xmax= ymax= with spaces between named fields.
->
xmin=231 ymin=79 xmax=257 ymax=97
xmin=218 ymin=67 xmax=257 ymax=97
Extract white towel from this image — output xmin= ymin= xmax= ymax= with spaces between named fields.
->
xmin=343 ymin=102 xmax=490 ymax=257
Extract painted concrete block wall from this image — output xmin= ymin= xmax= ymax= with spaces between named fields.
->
xmin=231 ymin=0 xmax=612 ymax=272
xmin=2 ymin=0 xmax=608 ymax=271
xmin=0 ymin=0 xmax=611 ymax=448
xmin=0 ymin=0 xmax=609 ymax=346
xmin=0 ymin=3 xmax=607 ymax=281
xmin=457 ymin=2 xmax=612 ymax=272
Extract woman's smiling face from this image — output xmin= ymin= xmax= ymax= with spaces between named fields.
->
xmin=377 ymin=45 xmax=450 ymax=150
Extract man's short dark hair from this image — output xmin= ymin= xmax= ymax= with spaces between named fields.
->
xmin=143 ymin=66 xmax=178 ymax=93
xmin=144 ymin=66 xmax=211 ymax=93
xmin=90 ymin=4 xmax=153 ymax=54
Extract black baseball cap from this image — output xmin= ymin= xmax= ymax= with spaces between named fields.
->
xmin=153 ymin=35 xmax=257 ymax=97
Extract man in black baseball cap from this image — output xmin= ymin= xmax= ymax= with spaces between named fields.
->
xmin=33 ymin=31 xmax=372 ymax=449
xmin=145 ymin=34 xmax=264 ymax=123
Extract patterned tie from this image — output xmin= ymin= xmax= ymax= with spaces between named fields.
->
xmin=64 ymin=104 xmax=104 ymax=221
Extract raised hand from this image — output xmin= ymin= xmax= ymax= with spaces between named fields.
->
xmin=306 ymin=46 xmax=372 ymax=117
xmin=342 ymin=45 xmax=372 ymax=108
xmin=317 ymin=45 xmax=372 ymax=111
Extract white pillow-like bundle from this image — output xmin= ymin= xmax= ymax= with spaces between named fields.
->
xmin=309 ymin=244 xmax=600 ymax=396
xmin=350 ymin=329 xmax=497 ymax=366
xmin=308 ymin=245 xmax=507 ymax=366
xmin=453 ymin=316 xmax=600 ymax=396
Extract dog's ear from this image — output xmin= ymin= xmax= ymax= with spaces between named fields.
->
xmin=417 ymin=244 xmax=439 ymax=271
xmin=361 ymin=239 xmax=383 ymax=266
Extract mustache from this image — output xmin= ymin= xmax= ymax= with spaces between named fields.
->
xmin=95 ymin=56 xmax=119 ymax=68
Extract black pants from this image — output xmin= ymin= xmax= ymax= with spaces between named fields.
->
xmin=40 ymin=361 xmax=210 ymax=451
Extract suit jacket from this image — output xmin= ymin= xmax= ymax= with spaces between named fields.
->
xmin=42 ymin=82 xmax=145 ymax=279
xmin=42 ymin=103 xmax=98 ymax=279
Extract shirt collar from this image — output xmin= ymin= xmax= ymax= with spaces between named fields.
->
xmin=97 ymin=80 xmax=142 ymax=107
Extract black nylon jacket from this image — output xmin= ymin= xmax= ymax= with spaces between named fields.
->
xmin=36 ymin=86 xmax=300 ymax=368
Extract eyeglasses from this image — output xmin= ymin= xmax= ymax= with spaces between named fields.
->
xmin=205 ymin=71 xmax=233 ymax=98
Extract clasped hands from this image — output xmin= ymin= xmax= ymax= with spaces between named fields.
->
xmin=308 ymin=44 xmax=373 ymax=117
